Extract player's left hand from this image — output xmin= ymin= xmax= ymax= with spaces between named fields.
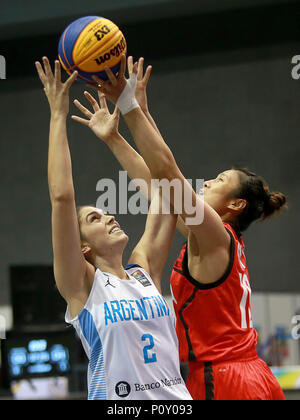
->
xmin=71 ymin=91 xmax=120 ymax=143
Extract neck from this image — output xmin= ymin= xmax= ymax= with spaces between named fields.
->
xmin=221 ymin=214 xmax=241 ymax=236
xmin=221 ymin=211 xmax=234 ymax=224
xmin=94 ymin=254 xmax=128 ymax=280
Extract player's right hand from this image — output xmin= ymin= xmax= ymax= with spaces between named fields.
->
xmin=35 ymin=57 xmax=77 ymax=117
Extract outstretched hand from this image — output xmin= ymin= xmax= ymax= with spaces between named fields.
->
xmin=72 ymin=91 xmax=120 ymax=143
xmin=35 ymin=57 xmax=77 ymax=117
xmin=127 ymin=56 xmax=152 ymax=112
xmin=86 ymin=54 xmax=151 ymax=110
xmin=88 ymin=54 xmax=128 ymax=105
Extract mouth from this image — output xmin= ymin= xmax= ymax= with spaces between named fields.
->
xmin=109 ymin=223 xmax=122 ymax=234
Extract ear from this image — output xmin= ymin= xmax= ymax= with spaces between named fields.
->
xmin=228 ymin=198 xmax=247 ymax=213
xmin=81 ymin=243 xmax=91 ymax=257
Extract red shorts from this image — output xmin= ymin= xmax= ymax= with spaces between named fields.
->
xmin=187 ymin=357 xmax=285 ymax=400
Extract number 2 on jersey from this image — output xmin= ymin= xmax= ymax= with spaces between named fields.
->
xmin=141 ymin=333 xmax=157 ymax=364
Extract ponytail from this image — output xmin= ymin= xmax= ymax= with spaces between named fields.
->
xmin=233 ymin=168 xmax=287 ymax=232
xmin=262 ymin=190 xmax=287 ymax=219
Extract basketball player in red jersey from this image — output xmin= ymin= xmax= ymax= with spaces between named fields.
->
xmin=73 ymin=55 xmax=287 ymax=400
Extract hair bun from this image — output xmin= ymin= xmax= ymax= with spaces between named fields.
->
xmin=263 ymin=191 xmax=287 ymax=218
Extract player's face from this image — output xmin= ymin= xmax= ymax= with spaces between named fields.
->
xmin=78 ymin=206 xmax=129 ymax=255
xmin=202 ymin=169 xmax=241 ymax=215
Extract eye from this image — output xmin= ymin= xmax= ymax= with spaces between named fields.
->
xmin=90 ymin=214 xmax=100 ymax=222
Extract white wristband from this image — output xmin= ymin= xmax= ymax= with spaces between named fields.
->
xmin=116 ymin=73 xmax=140 ymax=115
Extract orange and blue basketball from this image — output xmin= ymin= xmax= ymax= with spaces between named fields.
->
xmin=58 ymin=16 xmax=127 ymax=83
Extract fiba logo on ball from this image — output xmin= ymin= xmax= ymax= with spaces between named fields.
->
xmin=115 ymin=381 xmax=131 ymax=398
xmin=58 ymin=16 xmax=127 ymax=83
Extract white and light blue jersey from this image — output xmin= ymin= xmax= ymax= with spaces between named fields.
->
xmin=65 ymin=264 xmax=192 ymax=400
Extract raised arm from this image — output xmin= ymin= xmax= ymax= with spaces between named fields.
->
xmin=35 ymin=58 xmax=94 ymax=315
xmin=73 ymin=90 xmax=151 ymax=199
xmin=90 ymin=56 xmax=231 ymax=284
xmin=77 ymin=56 xmax=188 ymax=237
xmin=122 ymin=97 xmax=231 ymax=266
xmin=72 ymin=92 xmax=178 ymax=292
xmin=82 ymin=56 xmax=156 ymax=200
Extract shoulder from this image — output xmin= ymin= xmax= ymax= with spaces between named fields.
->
xmin=186 ymin=223 xmax=236 ymax=286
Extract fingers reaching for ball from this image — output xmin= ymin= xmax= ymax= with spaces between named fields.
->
xmin=71 ymin=89 xmax=121 ymax=144
xmin=35 ymin=57 xmax=78 ymax=90
xmin=35 ymin=56 xmax=78 ymax=116
xmin=54 ymin=60 xmax=61 ymax=84
xmin=119 ymin=54 xmax=127 ymax=79
xmin=64 ymin=69 xmax=78 ymax=90
xmin=98 ymin=92 xmax=109 ymax=111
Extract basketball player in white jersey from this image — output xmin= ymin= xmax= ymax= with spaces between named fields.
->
xmin=35 ymin=57 xmax=192 ymax=401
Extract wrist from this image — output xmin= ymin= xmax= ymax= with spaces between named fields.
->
xmin=105 ymin=132 xmax=123 ymax=147
xmin=117 ymin=96 xmax=140 ymax=116
xmin=50 ymin=111 xmax=68 ymax=122
xmin=116 ymin=73 xmax=140 ymax=115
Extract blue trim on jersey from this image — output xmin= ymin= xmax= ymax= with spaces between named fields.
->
xmin=78 ymin=309 xmax=107 ymax=400
xmin=125 ymin=263 xmax=142 ymax=270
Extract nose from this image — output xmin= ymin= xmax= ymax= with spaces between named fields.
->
xmin=204 ymin=180 xmax=211 ymax=188
xmin=106 ymin=214 xmax=116 ymax=225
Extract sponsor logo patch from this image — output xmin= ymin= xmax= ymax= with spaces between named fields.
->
xmin=131 ymin=270 xmax=151 ymax=287
xmin=115 ymin=381 xmax=131 ymax=398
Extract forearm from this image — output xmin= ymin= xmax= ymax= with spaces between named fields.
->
xmin=107 ymin=133 xmax=152 ymax=192
xmin=48 ymin=114 xmax=75 ymax=202
xmin=136 ymin=97 xmax=190 ymax=234
xmin=123 ymin=107 xmax=177 ymax=180
xmin=123 ymin=107 xmax=198 ymax=230
xmin=106 ymin=130 xmax=187 ymax=236
xmin=105 ymin=107 xmax=162 ymax=198
xmin=142 ymin=108 xmax=161 ymax=136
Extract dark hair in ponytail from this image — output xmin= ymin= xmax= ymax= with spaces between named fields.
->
xmin=233 ymin=168 xmax=287 ymax=232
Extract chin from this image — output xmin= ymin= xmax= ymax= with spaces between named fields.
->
xmin=116 ymin=231 xmax=129 ymax=244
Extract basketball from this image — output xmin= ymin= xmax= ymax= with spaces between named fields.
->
xmin=58 ymin=16 xmax=127 ymax=83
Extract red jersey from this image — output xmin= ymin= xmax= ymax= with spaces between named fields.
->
xmin=170 ymin=223 xmax=258 ymax=364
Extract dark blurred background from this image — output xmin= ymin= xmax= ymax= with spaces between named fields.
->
xmin=0 ymin=0 xmax=300 ymax=399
